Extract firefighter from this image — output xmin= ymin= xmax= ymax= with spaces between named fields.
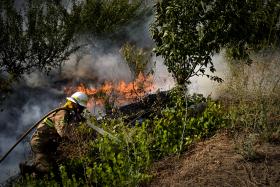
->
xmin=19 ymin=92 xmax=89 ymax=178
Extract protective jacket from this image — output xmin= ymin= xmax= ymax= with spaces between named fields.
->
xmin=30 ymin=107 xmax=82 ymax=175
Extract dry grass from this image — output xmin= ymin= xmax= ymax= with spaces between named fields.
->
xmin=148 ymin=132 xmax=280 ymax=187
xmin=217 ymin=53 xmax=280 ymax=143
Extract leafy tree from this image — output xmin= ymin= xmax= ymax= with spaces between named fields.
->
xmin=120 ymin=43 xmax=152 ymax=78
xmin=151 ymin=0 xmax=280 ymax=86
xmin=0 ymin=0 xmax=80 ymax=102
xmin=79 ymin=0 xmax=147 ymax=35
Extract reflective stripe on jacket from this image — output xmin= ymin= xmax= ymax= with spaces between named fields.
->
xmin=31 ymin=108 xmax=81 ymax=152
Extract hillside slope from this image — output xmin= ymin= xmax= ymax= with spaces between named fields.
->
xmin=148 ymin=132 xmax=280 ymax=187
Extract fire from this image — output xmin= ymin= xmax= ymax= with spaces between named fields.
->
xmin=64 ymin=73 xmax=155 ymax=109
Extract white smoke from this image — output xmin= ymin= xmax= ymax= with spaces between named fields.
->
xmin=124 ymin=13 xmax=154 ymax=48
xmin=62 ymin=54 xmax=98 ymax=81
xmin=92 ymin=54 xmax=133 ymax=83
xmin=189 ymin=54 xmax=228 ymax=99
xmin=153 ymin=56 xmax=176 ymax=91
xmin=151 ymin=53 xmax=229 ymax=97
xmin=24 ymin=72 xmax=50 ymax=88
xmin=60 ymin=51 xmax=134 ymax=87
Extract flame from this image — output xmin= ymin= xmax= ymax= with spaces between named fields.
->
xmin=64 ymin=73 xmax=155 ymax=110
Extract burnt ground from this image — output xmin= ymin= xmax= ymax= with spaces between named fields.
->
xmin=148 ymin=132 xmax=280 ymax=187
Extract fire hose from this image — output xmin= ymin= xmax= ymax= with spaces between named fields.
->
xmin=0 ymin=108 xmax=119 ymax=164
xmin=0 ymin=107 xmax=67 ymax=164
xmin=86 ymin=121 xmax=119 ymax=142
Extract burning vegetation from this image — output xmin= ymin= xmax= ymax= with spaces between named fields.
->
xmin=64 ymin=73 xmax=155 ymax=110
xmin=1 ymin=0 xmax=280 ymax=186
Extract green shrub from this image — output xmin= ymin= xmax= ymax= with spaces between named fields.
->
xmin=84 ymin=121 xmax=152 ymax=186
xmin=146 ymin=99 xmax=226 ymax=159
xmin=16 ymin=91 xmax=226 ymax=186
xmin=15 ymin=167 xmax=81 ymax=187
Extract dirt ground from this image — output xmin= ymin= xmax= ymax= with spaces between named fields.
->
xmin=148 ymin=132 xmax=280 ymax=187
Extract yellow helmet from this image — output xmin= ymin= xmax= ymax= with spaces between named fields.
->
xmin=67 ymin=92 xmax=88 ymax=107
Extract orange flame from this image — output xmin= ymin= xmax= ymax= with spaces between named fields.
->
xmin=64 ymin=73 xmax=154 ymax=109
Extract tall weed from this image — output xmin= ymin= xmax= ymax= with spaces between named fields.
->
xmin=219 ymin=53 xmax=280 ymax=141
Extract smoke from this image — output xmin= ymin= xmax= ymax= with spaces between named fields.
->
xmin=152 ymin=53 xmax=229 ymax=97
xmin=61 ymin=54 xmax=98 ymax=84
xmin=0 ymin=135 xmax=28 ymax=183
xmin=153 ymin=56 xmax=176 ymax=91
xmin=59 ymin=49 xmax=134 ymax=88
xmin=92 ymin=54 xmax=133 ymax=83
xmin=24 ymin=72 xmax=51 ymax=88
xmin=0 ymin=85 xmax=63 ymax=183
xmin=124 ymin=11 xmax=154 ymax=48
xmin=0 ymin=3 xmax=229 ymax=183
xmin=219 ymin=51 xmax=280 ymax=100
xmin=0 ymin=9 xmax=155 ymax=183
xmin=245 ymin=51 xmax=280 ymax=92
xmin=189 ymin=54 xmax=229 ymax=99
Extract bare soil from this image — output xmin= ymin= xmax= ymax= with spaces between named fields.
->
xmin=148 ymin=132 xmax=280 ymax=187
